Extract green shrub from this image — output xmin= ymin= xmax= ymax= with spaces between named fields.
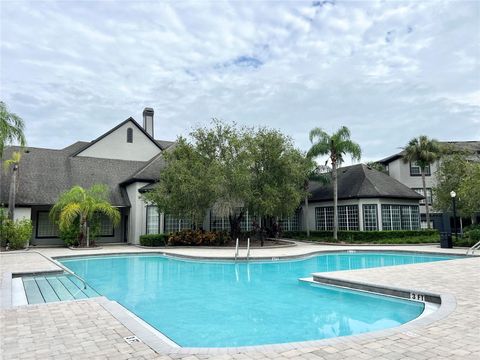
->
xmin=283 ymin=229 xmax=439 ymax=244
xmin=1 ymin=218 xmax=33 ymax=250
xmin=139 ymin=234 xmax=169 ymax=247
xmin=167 ymin=230 xmax=230 ymax=246
xmin=59 ymin=221 xmax=80 ymax=247
xmin=465 ymin=228 xmax=480 ymax=241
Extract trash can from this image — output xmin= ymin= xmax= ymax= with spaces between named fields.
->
xmin=440 ymin=232 xmax=453 ymax=248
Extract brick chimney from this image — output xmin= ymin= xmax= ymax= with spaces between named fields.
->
xmin=143 ymin=107 xmax=154 ymax=138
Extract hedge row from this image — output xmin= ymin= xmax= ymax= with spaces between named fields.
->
xmin=139 ymin=234 xmax=169 ymax=247
xmin=283 ymin=230 xmax=439 ymax=243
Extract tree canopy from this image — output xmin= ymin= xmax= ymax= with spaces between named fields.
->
xmin=434 ymin=148 xmax=480 ymax=222
xmin=143 ymin=121 xmax=310 ymax=236
xmin=0 ymin=101 xmax=26 ymax=158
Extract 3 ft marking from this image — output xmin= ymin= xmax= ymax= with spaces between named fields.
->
xmin=410 ymin=293 xmax=426 ymax=301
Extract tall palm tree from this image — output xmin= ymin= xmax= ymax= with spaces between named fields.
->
xmin=50 ymin=184 xmax=121 ymax=247
xmin=0 ymin=101 xmax=26 ymax=158
xmin=3 ymin=151 xmax=22 ymax=220
xmin=403 ymin=136 xmax=441 ymax=229
xmin=307 ymin=126 xmax=361 ymax=240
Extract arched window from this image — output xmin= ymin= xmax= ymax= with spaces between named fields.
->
xmin=127 ymin=128 xmax=133 ymax=143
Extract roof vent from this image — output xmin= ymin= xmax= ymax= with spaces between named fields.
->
xmin=142 ymin=107 xmax=154 ymax=138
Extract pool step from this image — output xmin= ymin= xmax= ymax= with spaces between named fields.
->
xmin=20 ymin=274 xmax=99 ymax=305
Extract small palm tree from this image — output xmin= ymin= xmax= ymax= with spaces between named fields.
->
xmin=3 ymin=151 xmax=22 ymax=220
xmin=307 ymin=126 xmax=361 ymax=240
xmin=0 ymin=101 xmax=26 ymax=158
xmin=50 ymin=184 xmax=120 ymax=247
xmin=403 ymin=136 xmax=441 ymax=229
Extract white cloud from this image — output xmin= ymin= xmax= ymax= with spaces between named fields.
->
xmin=0 ymin=0 xmax=479 ymax=160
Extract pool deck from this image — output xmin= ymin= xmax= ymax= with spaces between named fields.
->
xmin=1 ymin=243 xmax=479 ymax=359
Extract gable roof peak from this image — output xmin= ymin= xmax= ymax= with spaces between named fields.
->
xmin=71 ymin=117 xmax=164 ymax=157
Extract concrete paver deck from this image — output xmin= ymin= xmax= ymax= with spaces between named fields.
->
xmin=1 ymin=243 xmax=479 ymax=359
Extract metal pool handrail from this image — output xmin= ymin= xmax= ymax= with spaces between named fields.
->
xmin=2 ymin=250 xmax=88 ymax=289
xmin=234 ymin=238 xmax=239 ymax=261
xmin=246 ymin=237 xmax=251 ymax=261
xmin=466 ymin=240 xmax=480 ymax=256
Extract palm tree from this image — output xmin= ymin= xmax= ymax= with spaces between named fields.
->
xmin=0 ymin=101 xmax=26 ymax=158
xmin=307 ymin=126 xmax=361 ymax=240
xmin=403 ymin=136 xmax=441 ymax=229
xmin=50 ymin=184 xmax=121 ymax=247
xmin=3 ymin=151 xmax=22 ymax=220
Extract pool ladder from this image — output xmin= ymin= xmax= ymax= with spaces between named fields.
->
xmin=234 ymin=238 xmax=251 ymax=261
xmin=466 ymin=240 xmax=480 ymax=256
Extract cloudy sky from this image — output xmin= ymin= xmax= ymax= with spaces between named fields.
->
xmin=1 ymin=0 xmax=479 ymax=162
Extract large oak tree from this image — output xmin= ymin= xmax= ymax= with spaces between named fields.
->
xmin=143 ymin=121 xmax=310 ymax=239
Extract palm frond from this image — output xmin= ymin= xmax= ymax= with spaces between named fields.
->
xmin=58 ymin=203 xmax=82 ymax=231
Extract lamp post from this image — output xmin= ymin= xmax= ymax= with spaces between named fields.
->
xmin=450 ymin=191 xmax=457 ymax=242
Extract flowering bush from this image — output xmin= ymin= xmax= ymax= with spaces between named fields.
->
xmin=168 ymin=229 xmax=229 ymax=246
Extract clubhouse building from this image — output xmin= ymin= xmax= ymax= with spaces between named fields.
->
xmin=1 ymin=109 xmax=425 ymax=246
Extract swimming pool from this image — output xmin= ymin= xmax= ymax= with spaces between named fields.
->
xmin=59 ymin=251 xmax=455 ymax=347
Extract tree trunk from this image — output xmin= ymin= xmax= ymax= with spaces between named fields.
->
xmin=229 ymin=211 xmax=244 ymax=240
xmin=332 ymin=161 xmax=338 ymax=240
xmin=421 ymin=170 xmax=430 ymax=229
xmin=86 ymin=222 xmax=90 ymax=247
xmin=7 ymin=164 xmax=18 ymax=220
xmin=304 ymin=195 xmax=310 ymax=237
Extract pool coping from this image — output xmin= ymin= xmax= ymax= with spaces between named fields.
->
xmin=51 ymin=247 xmax=473 ymax=263
xmin=50 ymin=250 xmax=461 ymax=354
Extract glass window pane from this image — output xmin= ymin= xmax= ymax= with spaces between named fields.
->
xmin=363 ymin=205 xmax=378 ymax=231
xmin=37 ymin=212 xmax=59 ymax=237
xmin=315 ymin=206 xmax=333 ymax=231
xmin=146 ymin=206 xmax=159 ymax=234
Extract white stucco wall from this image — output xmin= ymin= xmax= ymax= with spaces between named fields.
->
xmin=13 ymin=207 xmax=31 ymax=221
xmin=77 ymin=121 xmax=161 ymax=161
xmin=125 ymin=182 xmax=149 ymax=244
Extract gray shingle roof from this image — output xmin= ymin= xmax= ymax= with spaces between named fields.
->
xmin=1 ymin=145 xmax=148 ymax=206
xmin=308 ymin=164 xmax=424 ymax=202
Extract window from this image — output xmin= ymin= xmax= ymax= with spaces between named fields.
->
xmin=210 ymin=211 xmax=229 ymax=232
xmin=279 ymin=209 xmax=302 ymax=232
xmin=315 ymin=206 xmax=334 ymax=231
xmin=363 ymin=205 xmax=378 ymax=231
xmin=36 ymin=211 xmax=59 ymax=238
xmin=127 ymin=127 xmax=133 ymax=143
xmin=338 ymin=205 xmax=359 ymax=231
xmin=146 ymin=206 xmax=160 ymax=234
xmin=95 ymin=213 xmax=114 ymax=237
xmin=412 ymin=188 xmax=433 ymax=205
xmin=164 ymin=214 xmax=192 ymax=234
xmin=410 ymin=162 xmax=430 ymax=176
xmin=240 ymin=210 xmax=257 ymax=232
xmin=382 ymin=205 xmax=420 ymax=230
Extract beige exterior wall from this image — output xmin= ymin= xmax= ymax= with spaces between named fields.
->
xmin=13 ymin=207 xmax=31 ymax=221
xmin=386 ymin=158 xmax=439 ymax=215
xmin=77 ymin=121 xmax=161 ymax=161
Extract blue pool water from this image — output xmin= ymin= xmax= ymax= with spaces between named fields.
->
xmin=60 ymin=252 xmax=454 ymax=347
